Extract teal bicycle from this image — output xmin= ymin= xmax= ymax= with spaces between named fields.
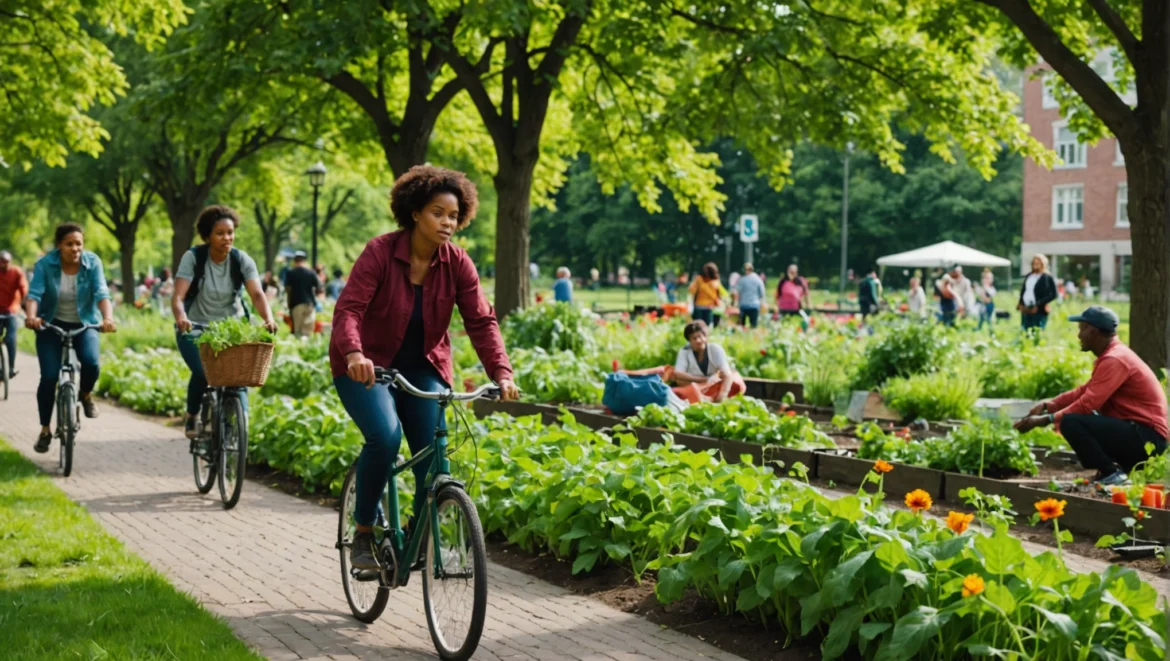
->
xmin=337 ymin=367 xmax=499 ymax=661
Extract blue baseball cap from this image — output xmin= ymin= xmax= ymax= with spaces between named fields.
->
xmin=1069 ymin=306 xmax=1119 ymax=333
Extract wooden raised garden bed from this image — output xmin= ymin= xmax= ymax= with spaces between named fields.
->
xmin=1016 ymin=486 xmax=1170 ymax=541
xmin=743 ymin=378 xmax=804 ymax=404
xmin=815 ymin=450 xmax=946 ymax=501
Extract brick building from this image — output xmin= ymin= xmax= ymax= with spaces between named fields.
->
xmin=1021 ymin=63 xmax=1131 ymax=294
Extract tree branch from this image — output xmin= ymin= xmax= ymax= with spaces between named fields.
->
xmin=1086 ymin=0 xmax=1140 ymax=67
xmin=325 ymin=70 xmax=400 ymax=135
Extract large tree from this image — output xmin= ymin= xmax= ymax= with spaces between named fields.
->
xmin=0 ymin=0 xmax=185 ymax=167
xmin=962 ymin=1 xmax=1167 ymax=369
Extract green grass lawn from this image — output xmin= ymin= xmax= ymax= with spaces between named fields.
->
xmin=0 ymin=438 xmax=260 ymax=660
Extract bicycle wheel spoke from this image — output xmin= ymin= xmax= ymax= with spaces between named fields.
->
xmin=424 ymin=489 xmax=486 ymax=660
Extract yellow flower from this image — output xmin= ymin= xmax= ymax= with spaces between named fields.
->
xmin=873 ymin=460 xmax=894 ymax=474
xmin=946 ymin=511 xmax=974 ymax=534
xmin=961 ymin=574 xmax=985 ymax=597
xmin=904 ymin=489 xmax=933 ymax=512
xmin=1034 ymin=498 xmax=1067 ymax=522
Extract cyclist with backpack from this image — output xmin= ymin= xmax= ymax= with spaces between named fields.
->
xmin=172 ymin=205 xmax=277 ymax=440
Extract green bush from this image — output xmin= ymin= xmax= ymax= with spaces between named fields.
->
xmin=97 ymin=348 xmax=187 ymax=416
xmin=502 ymin=302 xmax=598 ymax=353
xmin=630 ymin=398 xmax=835 ymax=450
xmin=852 ymin=321 xmax=953 ymax=390
xmin=855 ymin=422 xmax=927 ymax=465
xmin=260 ymin=353 xmax=332 ymax=399
xmin=512 ymin=348 xmax=604 ymax=404
xmin=925 ymin=418 xmax=1039 ymax=477
xmin=800 ymin=338 xmax=860 ymax=407
xmin=882 ymin=369 xmax=982 ymax=421
xmin=249 ymin=392 xmax=363 ymax=494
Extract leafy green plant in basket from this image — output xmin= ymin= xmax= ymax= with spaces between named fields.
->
xmin=193 ymin=317 xmax=275 ymax=353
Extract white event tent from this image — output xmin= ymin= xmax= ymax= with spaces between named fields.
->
xmin=877 ymin=241 xmax=1011 ymax=269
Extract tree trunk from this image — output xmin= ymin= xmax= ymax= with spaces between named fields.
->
xmin=1124 ymin=149 xmax=1168 ymax=371
xmin=493 ymin=160 xmax=537 ymax=317
xmin=386 ymin=131 xmax=431 ymax=180
xmin=169 ymin=206 xmax=200 ymax=273
xmin=117 ymin=227 xmax=137 ymax=304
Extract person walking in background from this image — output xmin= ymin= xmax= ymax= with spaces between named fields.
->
xmin=858 ymin=267 xmax=882 ymax=322
xmin=0 ymin=250 xmax=28 ymax=378
xmin=688 ymin=262 xmax=723 ymax=326
xmin=286 ymin=251 xmax=321 ymax=337
xmin=553 ymin=266 xmax=573 ymax=303
xmin=732 ymin=262 xmax=765 ymax=328
xmin=326 ymin=267 xmax=346 ymax=300
xmin=976 ymin=268 xmax=997 ymax=332
xmin=1014 ymin=306 xmax=1166 ymax=486
xmin=1080 ymin=276 xmax=1094 ymax=300
xmin=1018 ymin=254 xmax=1057 ymax=330
xmin=936 ymin=267 xmax=960 ymax=326
xmin=950 ymin=266 xmax=974 ymax=320
xmin=775 ymin=264 xmax=810 ymax=317
xmin=906 ymin=276 xmax=927 ymax=319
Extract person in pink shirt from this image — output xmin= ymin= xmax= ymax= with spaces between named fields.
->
xmin=774 ymin=264 xmax=809 ymax=317
xmin=1014 ymin=306 xmax=1167 ymax=486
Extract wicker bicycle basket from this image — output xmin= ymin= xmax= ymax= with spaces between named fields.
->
xmin=198 ymin=342 xmax=275 ymax=388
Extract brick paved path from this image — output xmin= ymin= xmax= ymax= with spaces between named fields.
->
xmin=0 ymin=361 xmax=743 ymax=661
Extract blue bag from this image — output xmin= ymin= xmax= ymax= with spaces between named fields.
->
xmin=602 ymin=372 xmax=670 ymax=416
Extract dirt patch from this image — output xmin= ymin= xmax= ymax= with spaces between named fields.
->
xmin=486 ymin=538 xmax=825 ymax=661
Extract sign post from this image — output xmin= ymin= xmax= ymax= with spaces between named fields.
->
xmin=739 ymin=214 xmax=759 ymax=265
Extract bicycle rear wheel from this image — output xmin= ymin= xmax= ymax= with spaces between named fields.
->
xmin=57 ymin=384 xmax=75 ymax=477
xmin=217 ymin=395 xmax=247 ymax=509
xmin=422 ymin=486 xmax=488 ymax=661
xmin=193 ymin=396 xmax=215 ymax=493
xmin=338 ymin=466 xmax=389 ymax=623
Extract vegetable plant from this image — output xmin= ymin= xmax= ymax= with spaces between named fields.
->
xmin=193 ymin=317 xmax=275 ymax=354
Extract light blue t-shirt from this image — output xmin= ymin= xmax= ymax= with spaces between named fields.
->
xmin=176 ymin=249 xmax=260 ymax=323
xmin=734 ymin=273 xmax=765 ymax=308
xmin=553 ymin=277 xmax=573 ymax=302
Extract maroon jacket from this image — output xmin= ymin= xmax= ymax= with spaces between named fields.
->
xmin=329 ymin=230 xmax=513 ymax=386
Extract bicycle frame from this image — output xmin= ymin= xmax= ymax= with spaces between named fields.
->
xmin=383 ymin=397 xmax=454 ymax=586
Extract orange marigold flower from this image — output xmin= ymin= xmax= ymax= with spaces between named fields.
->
xmin=785 ymin=410 xmax=797 ymax=417
xmin=961 ymin=574 xmax=985 ymax=597
xmin=946 ymin=511 xmax=974 ymax=534
xmin=1034 ymin=498 xmax=1067 ymax=522
xmin=872 ymin=460 xmax=894 ymax=474
xmin=904 ymin=489 xmax=933 ymax=512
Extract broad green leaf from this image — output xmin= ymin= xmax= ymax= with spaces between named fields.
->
xmin=899 ymin=569 xmax=928 ymax=590
xmin=773 ymin=557 xmax=807 ymax=593
xmin=823 ymin=550 xmax=875 ymax=607
xmin=756 ymin=563 xmax=776 ymax=598
xmin=975 ymin=531 xmax=1026 ymax=575
xmin=571 ymin=550 xmax=600 ymax=575
xmin=874 ymin=540 xmax=911 ymax=570
xmin=604 ymin=542 xmax=631 ymax=561
xmin=859 ymin=622 xmax=891 ymax=641
xmin=1030 ymin=605 xmax=1077 ymax=641
xmin=656 ymin=565 xmax=689 ymax=603
xmin=736 ymin=586 xmax=766 ymax=612
xmin=982 ymin=581 xmax=1016 ymax=615
xmin=563 ymin=444 xmax=584 ymax=464
xmin=718 ymin=559 xmax=748 ymax=587
xmin=822 ymin=606 xmax=864 ymax=660
xmin=880 ymin=606 xmax=949 ymax=661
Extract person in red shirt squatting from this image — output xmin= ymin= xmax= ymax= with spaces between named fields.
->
xmin=1014 ymin=306 xmax=1168 ymax=487
xmin=330 ymin=165 xmax=520 ymax=571
xmin=0 ymin=250 xmax=29 ymax=378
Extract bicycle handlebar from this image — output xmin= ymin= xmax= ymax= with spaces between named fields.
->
xmin=40 ymin=322 xmax=103 ymax=337
xmin=374 ymin=367 xmax=501 ymax=402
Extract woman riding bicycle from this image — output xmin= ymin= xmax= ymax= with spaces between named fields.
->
xmin=25 ymin=223 xmax=117 ymax=453
xmin=172 ymin=205 xmax=278 ymax=441
xmin=331 ymin=165 xmax=519 ymax=570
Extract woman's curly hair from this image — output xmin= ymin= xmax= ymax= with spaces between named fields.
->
xmin=389 ymin=165 xmax=478 ymax=231
xmin=196 ymin=204 xmax=241 ymax=240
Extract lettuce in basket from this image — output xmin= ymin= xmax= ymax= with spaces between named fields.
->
xmin=194 ymin=317 xmax=276 ymax=354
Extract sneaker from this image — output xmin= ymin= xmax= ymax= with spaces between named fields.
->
xmin=184 ymin=416 xmax=199 ymax=440
xmin=81 ymin=397 xmax=98 ymax=419
xmin=350 ymin=531 xmax=380 ymax=570
xmin=1095 ymin=470 xmax=1129 ymax=488
xmin=8 ymin=369 xmax=16 ymax=379
xmin=34 ymin=431 xmax=51 ymax=453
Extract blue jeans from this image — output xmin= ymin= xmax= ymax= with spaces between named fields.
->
xmin=335 ymin=365 xmax=448 ymax=527
xmin=692 ymin=307 xmax=713 ymax=325
xmin=176 ymin=331 xmax=248 ymax=417
xmin=938 ymin=300 xmax=956 ymax=327
xmin=1021 ymin=312 xmax=1048 ymax=330
xmin=0 ymin=314 xmax=17 ymax=373
xmin=739 ymin=306 xmax=760 ymax=328
xmin=36 ymin=319 xmax=100 ymax=426
xmin=977 ymin=302 xmax=995 ymax=331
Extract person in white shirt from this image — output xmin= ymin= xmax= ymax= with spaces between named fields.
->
xmin=976 ymin=268 xmax=997 ymax=332
xmin=951 ymin=265 xmax=975 ymax=319
xmin=906 ymin=276 xmax=927 ymax=318
xmin=671 ymin=320 xmax=744 ymax=403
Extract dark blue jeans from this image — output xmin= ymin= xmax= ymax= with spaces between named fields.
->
xmin=335 ymin=365 xmax=448 ymax=527
xmin=1021 ymin=312 xmax=1048 ymax=330
xmin=36 ymin=319 xmax=100 ymax=426
xmin=739 ymin=306 xmax=760 ymax=328
xmin=692 ymin=306 xmax=713 ymax=326
xmin=0 ymin=314 xmax=16 ymax=373
xmin=176 ymin=330 xmax=248 ymax=417
xmin=977 ymin=302 xmax=996 ymax=331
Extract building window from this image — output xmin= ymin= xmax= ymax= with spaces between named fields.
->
xmin=1042 ymin=74 xmax=1058 ymax=109
xmin=1115 ymin=140 xmax=1124 ymax=165
xmin=1117 ymin=183 xmax=1129 ymax=227
xmin=1052 ymin=184 xmax=1084 ymax=229
xmin=1053 ymin=123 xmax=1085 ymax=168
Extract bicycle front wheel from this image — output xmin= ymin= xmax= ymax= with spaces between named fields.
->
xmin=1 ymin=342 xmax=9 ymax=401
xmin=338 ymin=466 xmax=389 ymax=623
xmin=57 ymin=385 xmax=75 ymax=477
xmin=217 ymin=395 xmax=247 ymax=509
xmin=422 ymin=486 xmax=488 ymax=661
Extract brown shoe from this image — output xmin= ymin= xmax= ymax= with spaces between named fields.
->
xmin=81 ymin=396 xmax=98 ymax=419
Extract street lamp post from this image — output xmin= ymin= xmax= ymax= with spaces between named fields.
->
xmin=305 ymin=161 xmax=327 ymax=268
xmin=840 ymin=142 xmax=853 ymax=301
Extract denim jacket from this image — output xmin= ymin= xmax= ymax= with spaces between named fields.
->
xmin=27 ymin=250 xmax=111 ymax=325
